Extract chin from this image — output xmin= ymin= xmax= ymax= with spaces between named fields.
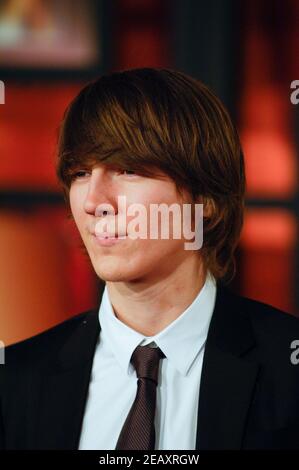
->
xmin=93 ymin=263 xmax=133 ymax=282
xmin=94 ymin=263 xmax=149 ymax=283
xmin=97 ymin=272 xmax=126 ymax=282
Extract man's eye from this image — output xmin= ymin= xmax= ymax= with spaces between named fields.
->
xmin=121 ymin=169 xmax=136 ymax=176
xmin=69 ymin=168 xmax=137 ymax=180
xmin=71 ymin=170 xmax=90 ymax=179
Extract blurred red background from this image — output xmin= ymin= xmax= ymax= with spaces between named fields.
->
xmin=0 ymin=0 xmax=298 ymax=345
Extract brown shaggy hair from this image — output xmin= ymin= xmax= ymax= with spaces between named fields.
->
xmin=56 ymin=67 xmax=246 ymax=284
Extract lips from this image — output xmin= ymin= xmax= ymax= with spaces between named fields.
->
xmin=91 ymin=232 xmax=127 ymax=247
xmin=93 ymin=231 xmax=127 ymax=239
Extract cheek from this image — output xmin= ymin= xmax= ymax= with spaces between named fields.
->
xmin=125 ymin=186 xmax=187 ymax=242
xmin=126 ymin=180 xmax=177 ymax=205
xmin=136 ymin=234 xmax=184 ymax=259
xmin=69 ymin=188 xmax=85 ymax=231
xmin=69 ymin=187 xmax=77 ymax=214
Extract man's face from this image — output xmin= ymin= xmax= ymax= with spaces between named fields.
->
xmin=69 ymin=163 xmax=200 ymax=283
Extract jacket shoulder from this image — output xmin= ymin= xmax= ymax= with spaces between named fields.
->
xmin=232 ymin=291 xmax=299 ymax=354
xmin=239 ymin=293 xmax=299 ymax=329
xmin=1 ymin=308 xmax=98 ymax=366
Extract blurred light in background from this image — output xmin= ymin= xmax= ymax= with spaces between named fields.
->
xmin=238 ymin=0 xmax=298 ymax=313
xmin=0 ymin=0 xmax=99 ymax=68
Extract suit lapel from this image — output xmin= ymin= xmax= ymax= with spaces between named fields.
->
xmin=33 ymin=280 xmax=259 ymax=449
xmin=34 ymin=300 xmax=103 ymax=449
xmin=195 ymin=282 xmax=260 ymax=449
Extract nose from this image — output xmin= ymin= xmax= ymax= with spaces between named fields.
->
xmin=83 ymin=168 xmax=118 ymax=216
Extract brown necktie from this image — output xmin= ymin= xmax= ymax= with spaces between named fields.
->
xmin=115 ymin=344 xmax=165 ymax=450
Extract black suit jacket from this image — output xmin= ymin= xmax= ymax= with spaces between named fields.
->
xmin=1 ymin=281 xmax=299 ymax=450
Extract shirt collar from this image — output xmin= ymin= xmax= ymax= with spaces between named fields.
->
xmin=98 ymin=271 xmax=217 ymax=376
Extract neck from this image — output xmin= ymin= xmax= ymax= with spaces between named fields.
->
xmin=106 ymin=257 xmax=207 ymax=336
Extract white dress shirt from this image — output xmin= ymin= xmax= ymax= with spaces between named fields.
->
xmin=78 ymin=271 xmax=217 ymax=450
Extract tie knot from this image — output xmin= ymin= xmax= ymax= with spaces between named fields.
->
xmin=131 ymin=345 xmax=165 ymax=384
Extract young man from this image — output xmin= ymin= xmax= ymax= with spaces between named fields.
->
xmin=1 ymin=68 xmax=299 ymax=450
